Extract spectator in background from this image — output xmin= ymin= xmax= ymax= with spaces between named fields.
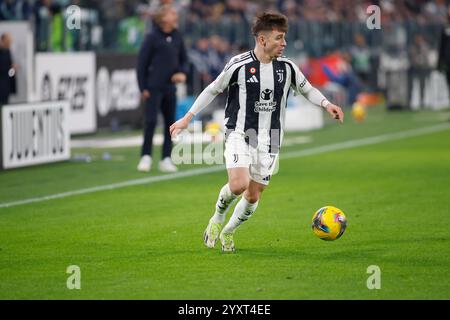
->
xmin=207 ymin=35 xmax=230 ymax=113
xmin=322 ymin=51 xmax=362 ymax=107
xmin=409 ymin=34 xmax=432 ymax=108
xmin=189 ymin=36 xmax=232 ymax=94
xmin=139 ymin=0 xmax=187 ymax=33
xmin=33 ymin=0 xmax=52 ymax=51
xmin=0 ymin=32 xmax=16 ymax=105
xmin=350 ymin=34 xmax=371 ymax=88
xmin=189 ymin=37 xmax=213 ymax=89
xmin=438 ymin=3 xmax=450 ymax=98
xmin=136 ymin=4 xmax=188 ymax=173
xmin=117 ymin=3 xmax=145 ymax=53
xmin=48 ymin=2 xmax=66 ymax=51
xmin=0 ymin=0 xmax=31 ymax=20
xmin=208 ymin=35 xmax=230 ymax=79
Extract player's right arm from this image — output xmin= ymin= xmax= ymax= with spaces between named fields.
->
xmin=169 ymin=57 xmax=239 ymax=138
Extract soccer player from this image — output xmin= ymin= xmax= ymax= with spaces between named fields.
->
xmin=170 ymin=12 xmax=344 ymax=252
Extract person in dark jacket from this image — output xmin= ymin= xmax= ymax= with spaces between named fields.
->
xmin=136 ymin=4 xmax=188 ymax=173
xmin=438 ymin=4 xmax=450 ymax=100
xmin=0 ymin=33 xmax=16 ymax=106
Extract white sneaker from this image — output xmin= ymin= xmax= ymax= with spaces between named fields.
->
xmin=159 ymin=157 xmax=178 ymax=172
xmin=137 ymin=155 xmax=152 ymax=172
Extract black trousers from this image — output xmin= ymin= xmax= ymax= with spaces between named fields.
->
xmin=0 ymin=78 xmax=10 ymax=105
xmin=446 ymin=70 xmax=450 ymax=95
xmin=141 ymin=87 xmax=176 ymax=159
xmin=408 ymin=68 xmax=429 ymax=108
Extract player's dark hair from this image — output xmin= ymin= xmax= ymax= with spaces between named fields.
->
xmin=252 ymin=12 xmax=288 ymax=36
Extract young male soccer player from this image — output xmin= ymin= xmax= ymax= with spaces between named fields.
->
xmin=170 ymin=12 xmax=344 ymax=252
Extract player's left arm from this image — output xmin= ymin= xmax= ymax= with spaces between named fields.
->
xmin=289 ymin=61 xmax=344 ymax=123
xmin=304 ymin=87 xmax=344 ymax=123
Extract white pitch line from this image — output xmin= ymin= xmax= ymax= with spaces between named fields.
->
xmin=0 ymin=166 xmax=225 ymax=209
xmin=1 ymin=123 xmax=449 ymax=209
xmin=282 ymin=123 xmax=450 ymax=160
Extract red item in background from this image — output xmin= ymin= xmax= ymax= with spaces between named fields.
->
xmin=304 ymin=53 xmax=343 ymax=87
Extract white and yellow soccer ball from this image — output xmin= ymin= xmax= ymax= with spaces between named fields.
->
xmin=311 ymin=206 xmax=347 ymax=241
xmin=351 ymin=102 xmax=367 ymax=123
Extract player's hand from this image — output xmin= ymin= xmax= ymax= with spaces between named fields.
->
xmin=141 ymin=90 xmax=150 ymax=100
xmin=171 ymin=72 xmax=187 ymax=84
xmin=169 ymin=113 xmax=193 ymax=138
xmin=326 ymin=103 xmax=344 ymax=123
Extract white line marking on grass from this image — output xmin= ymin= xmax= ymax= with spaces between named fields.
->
xmin=1 ymin=123 xmax=449 ymax=209
xmin=282 ymin=123 xmax=450 ymax=160
xmin=0 ymin=166 xmax=224 ymax=209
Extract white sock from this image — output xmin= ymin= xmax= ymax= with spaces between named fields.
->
xmin=222 ymin=196 xmax=259 ymax=233
xmin=210 ymin=184 xmax=238 ymax=224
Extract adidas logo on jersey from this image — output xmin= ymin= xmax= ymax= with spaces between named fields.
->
xmin=247 ymin=75 xmax=259 ymax=83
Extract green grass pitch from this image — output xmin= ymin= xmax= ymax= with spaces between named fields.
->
xmin=1 ymin=107 xmax=449 ymax=299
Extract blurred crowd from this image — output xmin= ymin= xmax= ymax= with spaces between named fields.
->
xmin=1 ymin=0 xmax=449 ymax=107
xmin=1 ymin=0 xmax=448 ymax=24
xmin=1 ymin=0 xmax=448 ymax=53
xmin=181 ymin=0 xmax=449 ymax=24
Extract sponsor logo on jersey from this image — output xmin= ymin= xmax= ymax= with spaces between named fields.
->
xmin=246 ymin=75 xmax=259 ymax=83
xmin=261 ymin=88 xmax=273 ymax=100
xmin=254 ymin=101 xmax=277 ymax=113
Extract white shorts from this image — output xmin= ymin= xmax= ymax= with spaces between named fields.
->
xmin=224 ymin=132 xmax=279 ymax=185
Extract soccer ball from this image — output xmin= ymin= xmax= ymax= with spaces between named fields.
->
xmin=311 ymin=206 xmax=347 ymax=241
xmin=351 ymin=102 xmax=367 ymax=123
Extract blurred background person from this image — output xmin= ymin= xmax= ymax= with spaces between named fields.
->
xmin=0 ymin=32 xmax=16 ymax=106
xmin=322 ymin=51 xmax=363 ymax=107
xmin=438 ymin=3 xmax=450 ymax=99
xmin=136 ymin=4 xmax=188 ymax=173
xmin=32 ymin=0 xmax=52 ymax=51
xmin=409 ymin=34 xmax=433 ymax=108
xmin=188 ymin=37 xmax=212 ymax=91
xmin=208 ymin=35 xmax=231 ymax=79
xmin=0 ymin=0 xmax=31 ymax=20
xmin=350 ymin=33 xmax=372 ymax=90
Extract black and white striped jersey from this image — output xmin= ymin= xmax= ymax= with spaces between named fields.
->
xmin=189 ymin=50 xmax=326 ymax=153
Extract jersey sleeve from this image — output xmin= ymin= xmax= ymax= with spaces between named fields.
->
xmin=208 ymin=59 xmax=239 ymax=94
xmin=188 ymin=59 xmax=239 ymax=115
xmin=288 ymin=61 xmax=313 ymax=96
xmin=287 ymin=60 xmax=330 ymax=108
